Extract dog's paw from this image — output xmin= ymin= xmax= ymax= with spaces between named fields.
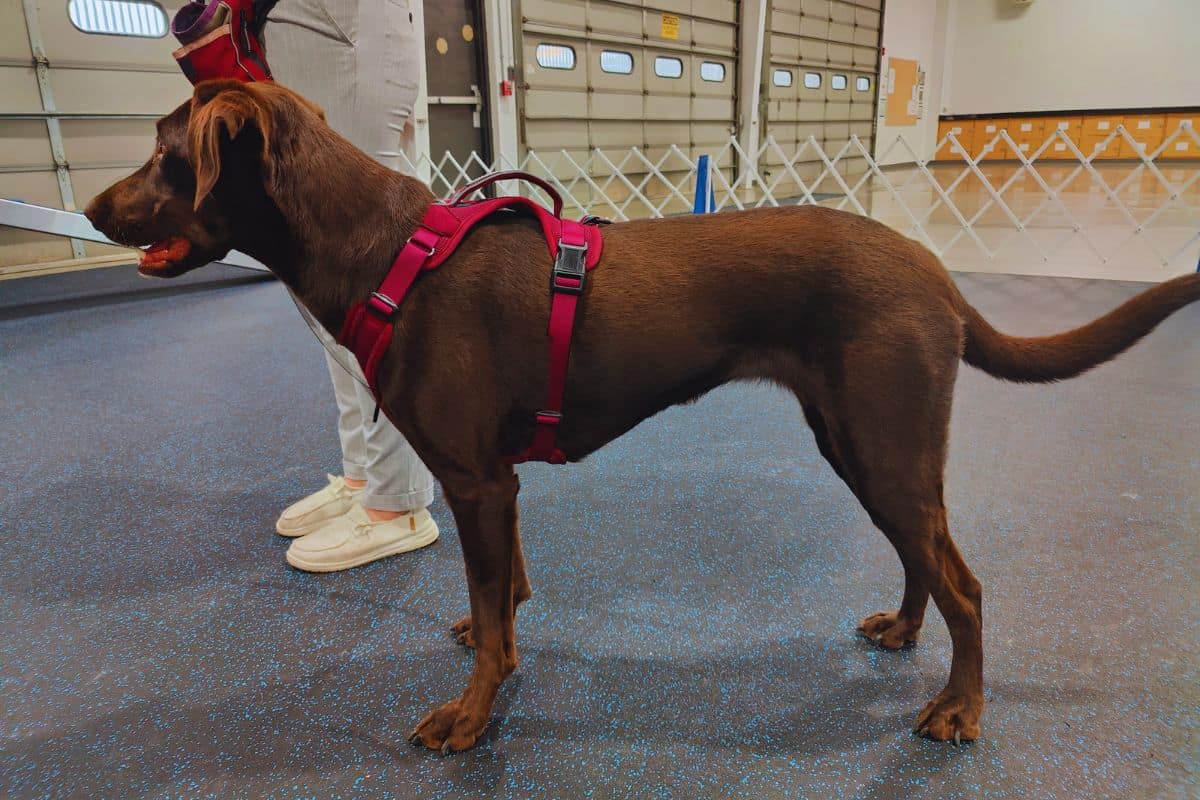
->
xmin=913 ymin=689 xmax=982 ymax=745
xmin=408 ymin=699 xmax=488 ymax=754
xmin=857 ymin=611 xmax=921 ymax=650
xmin=450 ymin=615 xmax=476 ymax=649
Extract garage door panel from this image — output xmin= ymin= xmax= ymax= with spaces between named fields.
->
xmin=525 ymin=119 xmax=588 ymax=149
xmin=0 ymin=66 xmax=44 ymax=112
xmin=691 ymin=122 xmax=732 ymax=148
xmin=797 ymin=101 xmax=824 ymax=122
xmin=799 ymin=17 xmax=827 ymax=39
xmin=829 ymin=2 xmax=854 ymax=24
xmin=0 ymin=120 xmax=53 ymax=168
xmin=827 ymin=42 xmax=853 ymax=67
xmin=798 ymin=39 xmax=827 ymax=64
xmin=644 ymin=120 xmax=691 ymax=146
xmin=0 ymin=0 xmax=32 ymax=60
xmin=592 ymin=90 xmax=643 ymax=120
xmin=855 ymin=7 xmax=881 ymax=29
xmin=525 ymin=39 xmax=586 ymax=90
xmin=586 ymin=3 xmax=640 ymax=37
xmin=524 ymin=0 xmax=581 ymax=29
xmin=850 ymin=102 xmax=873 ymax=121
xmin=825 ymin=102 xmax=852 ymax=122
xmin=773 ymin=36 xmax=799 ymax=61
xmin=521 ymin=0 xmax=738 ymax=211
xmin=1 ymin=170 xmax=64 ymax=209
xmin=525 ymin=88 xmax=588 ymax=119
xmin=692 ymin=96 xmax=733 ymax=122
xmin=646 ymin=10 xmax=692 ymax=44
xmin=692 ymin=56 xmax=733 ymax=96
xmin=1 ymin=228 xmax=75 ymax=268
xmin=693 ymin=0 xmax=737 ymax=24
xmin=589 ymin=120 xmax=641 ymax=151
xmin=51 ymin=69 xmax=187 ymax=114
xmin=801 ymin=0 xmax=830 ymax=18
xmin=772 ymin=10 xmax=800 ymax=36
xmin=853 ymin=45 xmax=877 ymax=68
xmin=692 ymin=19 xmax=735 ymax=52
xmin=643 ymin=93 xmax=690 ymax=121
xmin=39 ymin=7 xmax=177 ymax=68
xmin=853 ymin=25 xmax=877 ymax=47
xmin=60 ymin=119 xmax=156 ymax=165
xmin=850 ymin=121 xmax=873 ymax=140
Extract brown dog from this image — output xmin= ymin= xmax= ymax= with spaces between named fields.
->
xmin=85 ymin=80 xmax=1199 ymax=752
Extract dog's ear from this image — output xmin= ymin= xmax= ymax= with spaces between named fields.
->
xmin=188 ymin=80 xmax=327 ymax=210
xmin=187 ymin=80 xmax=277 ymax=210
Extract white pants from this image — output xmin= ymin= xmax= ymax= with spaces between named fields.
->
xmin=266 ymin=0 xmax=434 ymax=512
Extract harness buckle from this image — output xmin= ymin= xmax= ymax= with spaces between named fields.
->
xmin=535 ymin=410 xmax=563 ymax=426
xmin=367 ymin=291 xmax=400 ymax=320
xmin=551 ymin=241 xmax=587 ymax=295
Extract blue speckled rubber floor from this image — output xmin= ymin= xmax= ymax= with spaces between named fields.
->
xmin=1 ymin=266 xmax=1197 ymax=799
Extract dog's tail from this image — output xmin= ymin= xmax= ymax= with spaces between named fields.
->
xmin=959 ymin=273 xmax=1200 ymax=383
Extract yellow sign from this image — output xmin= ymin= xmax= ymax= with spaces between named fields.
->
xmin=661 ymin=13 xmax=679 ymax=40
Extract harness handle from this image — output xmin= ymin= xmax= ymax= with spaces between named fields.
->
xmin=445 ymin=170 xmax=564 ymax=218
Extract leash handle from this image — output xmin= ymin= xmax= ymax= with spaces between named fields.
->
xmin=445 ymin=171 xmax=564 ymax=218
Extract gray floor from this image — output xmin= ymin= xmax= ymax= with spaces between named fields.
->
xmin=0 ymin=266 xmax=1196 ymax=799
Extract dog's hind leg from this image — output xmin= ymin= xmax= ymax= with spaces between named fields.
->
xmin=801 ymin=333 xmax=983 ymax=742
xmin=451 ymin=517 xmax=532 ymax=649
xmin=799 ymin=400 xmax=929 ymax=649
xmin=410 ymin=470 xmax=522 ymax=753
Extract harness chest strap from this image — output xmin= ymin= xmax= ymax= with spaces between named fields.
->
xmin=337 ymin=192 xmax=603 ymax=465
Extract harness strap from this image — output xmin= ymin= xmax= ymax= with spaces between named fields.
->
xmin=509 ymin=221 xmax=592 ymax=465
xmin=337 ymin=177 xmax=603 ymax=465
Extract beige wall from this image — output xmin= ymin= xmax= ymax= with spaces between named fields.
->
xmin=944 ymin=0 xmax=1200 ymax=115
xmin=872 ymin=0 xmax=951 ymax=165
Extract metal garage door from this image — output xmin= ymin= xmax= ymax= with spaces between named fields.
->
xmin=763 ymin=0 xmax=880 ymax=198
xmin=1 ymin=0 xmax=190 ymax=276
xmin=519 ymin=0 xmax=738 ymax=215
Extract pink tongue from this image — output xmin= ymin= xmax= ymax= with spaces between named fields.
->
xmin=139 ymin=237 xmax=190 ymax=268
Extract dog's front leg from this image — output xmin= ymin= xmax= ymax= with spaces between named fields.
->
xmin=410 ymin=471 xmax=520 ymax=753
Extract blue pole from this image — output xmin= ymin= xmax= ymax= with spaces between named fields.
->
xmin=693 ymin=154 xmax=712 ymax=214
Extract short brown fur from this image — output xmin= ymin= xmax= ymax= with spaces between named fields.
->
xmin=85 ymin=81 xmax=1200 ymax=751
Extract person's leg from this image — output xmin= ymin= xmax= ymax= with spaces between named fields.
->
xmin=353 ymin=367 xmax=437 ymax=519
xmin=267 ymin=1 xmax=437 ymax=570
xmin=273 ymin=326 xmax=368 ymax=538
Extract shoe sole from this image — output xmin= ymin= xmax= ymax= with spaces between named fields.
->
xmin=285 ymin=520 xmax=440 ymax=573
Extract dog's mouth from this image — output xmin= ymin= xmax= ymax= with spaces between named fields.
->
xmin=137 ymin=236 xmax=193 ymax=276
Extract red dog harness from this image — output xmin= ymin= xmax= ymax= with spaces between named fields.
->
xmin=337 ymin=171 xmax=604 ymax=464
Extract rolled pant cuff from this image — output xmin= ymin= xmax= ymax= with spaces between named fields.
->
xmin=342 ymin=460 xmax=368 ymax=482
xmin=362 ymin=486 xmax=436 ymax=513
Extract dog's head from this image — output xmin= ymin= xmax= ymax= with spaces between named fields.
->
xmin=85 ymin=79 xmax=325 ymax=278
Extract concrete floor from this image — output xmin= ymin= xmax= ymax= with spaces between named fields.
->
xmin=0 ymin=265 xmax=1197 ymax=799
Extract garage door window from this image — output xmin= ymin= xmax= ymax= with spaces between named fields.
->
xmin=68 ymin=0 xmax=167 ymax=37
xmin=600 ymin=51 xmax=633 ymax=74
xmin=803 ymin=72 xmax=821 ymax=89
xmin=699 ymin=62 xmax=725 ymax=82
xmin=654 ymin=56 xmax=683 ymax=79
xmin=831 ymin=74 xmax=848 ymax=90
xmin=772 ymin=69 xmax=793 ymax=87
xmin=856 ymin=76 xmax=871 ymax=92
xmin=536 ymin=44 xmax=576 ymax=70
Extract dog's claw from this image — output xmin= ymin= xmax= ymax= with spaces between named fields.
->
xmin=440 ymin=742 xmax=454 ymax=756
xmin=408 ymin=730 xmax=422 ymax=746
xmin=954 ymin=731 xmax=962 ymax=746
